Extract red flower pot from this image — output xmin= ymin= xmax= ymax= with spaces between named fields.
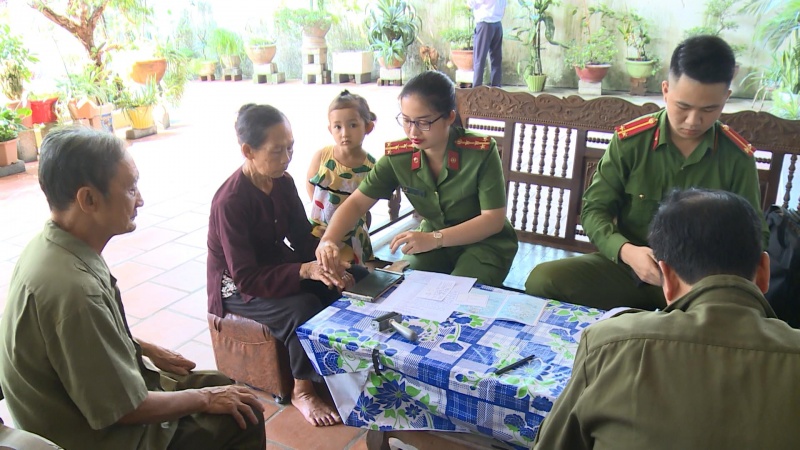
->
xmin=29 ymin=97 xmax=59 ymax=124
xmin=573 ymin=64 xmax=611 ymax=83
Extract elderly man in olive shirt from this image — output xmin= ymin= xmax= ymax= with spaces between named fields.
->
xmin=0 ymin=128 xmax=265 ymax=450
xmin=534 ymin=189 xmax=800 ymax=450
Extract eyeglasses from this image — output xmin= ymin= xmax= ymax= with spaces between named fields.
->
xmin=395 ymin=113 xmax=446 ymax=131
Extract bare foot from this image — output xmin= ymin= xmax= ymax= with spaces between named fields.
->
xmin=292 ymin=379 xmax=342 ymax=427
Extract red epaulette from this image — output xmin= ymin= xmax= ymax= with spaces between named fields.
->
xmin=384 ymin=139 xmax=416 ymax=156
xmin=615 ymin=115 xmax=658 ymax=140
xmin=454 ymin=135 xmax=492 ymax=150
xmin=719 ymin=124 xmax=755 ymax=156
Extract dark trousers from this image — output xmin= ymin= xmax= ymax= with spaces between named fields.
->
xmin=223 ymin=266 xmax=368 ymax=382
xmin=525 ymin=253 xmax=666 ymax=311
xmin=473 ymin=21 xmax=503 ymax=87
xmin=165 ymin=371 xmax=265 ymax=450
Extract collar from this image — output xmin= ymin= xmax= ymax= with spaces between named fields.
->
xmin=663 ymin=274 xmax=777 ymax=319
xmin=43 ymin=220 xmax=114 ymax=290
xmin=654 ymin=111 xmax=718 ymax=157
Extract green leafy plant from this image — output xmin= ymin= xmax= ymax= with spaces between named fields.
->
xmin=507 ymin=0 xmax=565 ymax=77
xmin=274 ymin=7 xmax=334 ymax=34
xmin=155 ymin=41 xmax=193 ymax=107
xmin=0 ymin=107 xmax=31 ymax=142
xmin=115 ymin=79 xmax=159 ymax=111
xmin=248 ymin=36 xmax=276 ymax=47
xmin=57 ymin=64 xmax=116 ymax=106
xmin=684 ymin=0 xmax=746 ymax=57
xmin=208 ymin=28 xmax=244 ymax=57
xmin=564 ymin=26 xmax=617 ymax=69
xmin=441 ymin=27 xmax=473 ymax=51
xmin=367 ymin=0 xmax=420 ymax=64
xmin=0 ymin=24 xmax=39 ymax=101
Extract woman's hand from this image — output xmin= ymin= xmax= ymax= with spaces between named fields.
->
xmin=301 ymin=260 xmax=349 ymax=290
xmin=316 ymin=239 xmax=341 ymax=273
xmin=390 ymin=231 xmax=437 ymax=255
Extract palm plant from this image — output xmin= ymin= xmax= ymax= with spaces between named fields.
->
xmin=508 ymin=0 xmax=565 ymax=77
xmin=367 ymin=0 xmax=419 ymax=65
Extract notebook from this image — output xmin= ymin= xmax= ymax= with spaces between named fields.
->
xmin=342 ymin=269 xmax=404 ymax=302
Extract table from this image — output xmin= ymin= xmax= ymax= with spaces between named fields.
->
xmin=297 ymin=284 xmax=604 ymax=449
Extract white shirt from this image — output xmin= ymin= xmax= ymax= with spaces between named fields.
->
xmin=468 ymin=0 xmax=506 ymax=23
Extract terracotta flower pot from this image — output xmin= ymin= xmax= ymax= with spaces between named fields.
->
xmin=0 ymin=138 xmax=18 ymax=167
xmin=574 ymin=64 xmax=611 ymax=83
xmin=131 ymin=58 xmax=167 ymax=85
xmin=302 ymin=24 xmax=331 ymax=39
xmin=198 ymin=61 xmax=217 ymax=77
xmin=245 ymin=45 xmax=277 ymax=65
xmin=450 ymin=50 xmax=474 ymax=71
xmin=379 ymin=56 xmax=405 ymax=70
xmin=29 ymin=97 xmax=59 ymax=124
xmin=220 ymin=55 xmax=242 ymax=70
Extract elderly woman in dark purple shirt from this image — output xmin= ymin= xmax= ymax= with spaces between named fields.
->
xmin=207 ymin=104 xmax=356 ymax=427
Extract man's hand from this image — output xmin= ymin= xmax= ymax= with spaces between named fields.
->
xmin=145 ymin=344 xmax=196 ymax=375
xmin=200 ymin=385 xmax=265 ymax=429
xmin=619 ymin=243 xmax=662 ymax=286
xmin=390 ymin=231 xmax=437 ymax=255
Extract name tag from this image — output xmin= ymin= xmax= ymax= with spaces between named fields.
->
xmin=401 ymin=186 xmax=426 ymax=197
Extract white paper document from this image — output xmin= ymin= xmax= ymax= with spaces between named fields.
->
xmin=456 ymin=288 xmax=547 ymax=327
xmin=377 ymin=271 xmax=477 ymax=322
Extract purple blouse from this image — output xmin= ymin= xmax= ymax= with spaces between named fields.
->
xmin=207 ymin=169 xmax=317 ymax=316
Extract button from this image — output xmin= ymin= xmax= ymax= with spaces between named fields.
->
xmin=638 ymin=194 xmax=645 ymax=199
xmin=274 ymin=219 xmax=278 ymax=223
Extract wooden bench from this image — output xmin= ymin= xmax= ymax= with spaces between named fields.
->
xmin=448 ymin=86 xmax=800 ymax=254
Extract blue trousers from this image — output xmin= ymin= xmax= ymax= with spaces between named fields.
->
xmin=473 ymin=21 xmax=503 ymax=87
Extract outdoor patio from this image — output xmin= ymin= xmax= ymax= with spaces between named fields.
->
xmin=0 ymin=79 xmax=769 ymax=449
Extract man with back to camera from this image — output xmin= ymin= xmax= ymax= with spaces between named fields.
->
xmin=0 ymin=127 xmax=266 ymax=449
xmin=524 ymin=35 xmax=768 ymax=311
xmin=534 ymin=188 xmax=800 ymax=449
xmin=468 ymin=0 xmax=506 ymax=87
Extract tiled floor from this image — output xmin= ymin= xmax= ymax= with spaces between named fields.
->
xmin=0 ymin=80 xmax=767 ymax=449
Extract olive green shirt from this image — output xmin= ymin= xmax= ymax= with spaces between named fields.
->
xmin=0 ymin=221 xmax=175 ymax=450
xmin=582 ymin=110 xmax=766 ymax=263
xmin=534 ymin=275 xmax=800 ymax=450
xmin=359 ymin=128 xmax=518 ymax=257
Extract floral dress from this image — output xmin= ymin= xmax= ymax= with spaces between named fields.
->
xmin=309 ymin=145 xmax=376 ymax=264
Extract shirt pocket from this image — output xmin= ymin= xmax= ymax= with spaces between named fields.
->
xmin=624 ymin=184 xmax=663 ymax=229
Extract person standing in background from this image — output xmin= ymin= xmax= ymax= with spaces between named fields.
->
xmin=468 ymin=0 xmax=506 ymax=87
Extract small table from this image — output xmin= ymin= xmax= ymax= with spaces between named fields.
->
xmin=297 ymin=285 xmax=604 ymax=449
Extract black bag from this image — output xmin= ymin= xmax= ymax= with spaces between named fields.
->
xmin=764 ymin=205 xmax=800 ymax=328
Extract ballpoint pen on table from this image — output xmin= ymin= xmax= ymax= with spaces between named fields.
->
xmin=495 ymin=354 xmax=536 ymax=375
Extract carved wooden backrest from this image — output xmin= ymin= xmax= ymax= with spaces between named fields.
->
xmin=455 ymin=86 xmax=800 ymax=253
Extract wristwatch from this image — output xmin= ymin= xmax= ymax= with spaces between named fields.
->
xmin=433 ymin=231 xmax=443 ymax=249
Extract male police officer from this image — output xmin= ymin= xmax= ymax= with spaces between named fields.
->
xmin=525 ymin=35 xmax=766 ymax=310
xmin=533 ymin=189 xmax=800 ymax=449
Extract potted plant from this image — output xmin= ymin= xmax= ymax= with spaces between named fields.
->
xmin=245 ymin=36 xmax=278 ymax=66
xmin=329 ymin=7 xmax=374 ymax=79
xmin=209 ymin=28 xmax=245 ymax=71
xmin=442 ymin=27 xmax=474 ymax=72
xmin=275 ymin=6 xmax=334 ymax=40
xmin=0 ymin=24 xmax=39 ymax=103
xmin=0 ymin=106 xmax=30 ymax=167
xmin=28 ymin=92 xmax=60 ymax=125
xmin=116 ymin=80 xmax=159 ymax=130
xmin=367 ymin=0 xmax=419 ymax=69
xmin=59 ymin=64 xmax=116 ymax=131
xmin=508 ymin=0 xmax=565 ymax=93
xmin=155 ymin=41 xmax=193 ymax=107
xmin=564 ymin=26 xmax=617 ymax=83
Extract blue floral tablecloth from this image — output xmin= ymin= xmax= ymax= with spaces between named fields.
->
xmin=297 ymin=285 xmax=604 ymax=449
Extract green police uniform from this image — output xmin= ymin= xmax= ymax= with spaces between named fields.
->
xmin=0 ymin=221 xmax=264 ymax=450
xmin=533 ymin=275 xmax=800 ymax=450
xmin=359 ymin=128 xmax=518 ymax=286
xmin=525 ymin=109 xmax=765 ymax=310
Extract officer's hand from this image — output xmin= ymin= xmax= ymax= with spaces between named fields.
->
xmin=316 ymin=239 xmax=342 ymax=273
xmin=620 ymin=243 xmax=662 ymax=286
xmin=200 ymin=385 xmax=264 ymax=429
xmin=390 ymin=231 xmax=436 ymax=255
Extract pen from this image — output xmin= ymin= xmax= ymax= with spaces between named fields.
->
xmin=495 ymin=354 xmax=536 ymax=375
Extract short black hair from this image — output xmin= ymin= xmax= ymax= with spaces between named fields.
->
xmin=38 ymin=126 xmax=127 ymax=212
xmin=670 ymin=35 xmax=736 ymax=86
xmin=649 ymin=189 xmax=763 ymax=284
xmin=399 ymin=70 xmax=456 ymax=115
xmin=234 ymin=103 xmax=288 ymax=149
